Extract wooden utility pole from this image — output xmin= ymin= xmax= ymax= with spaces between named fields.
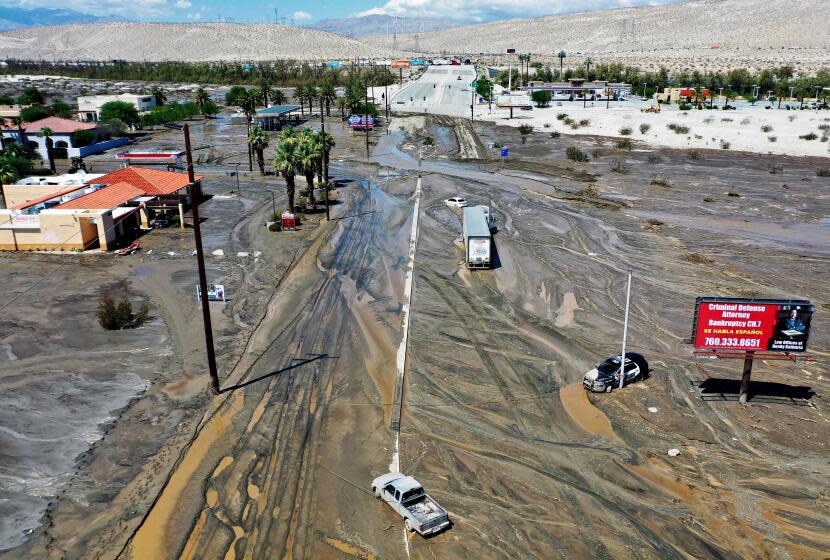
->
xmin=739 ymin=351 xmax=754 ymax=404
xmin=364 ymin=83 xmax=370 ymax=159
xmin=320 ymin=96 xmax=330 ymax=221
xmin=184 ymin=124 xmax=220 ymax=395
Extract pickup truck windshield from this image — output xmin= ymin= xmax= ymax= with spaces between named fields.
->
xmin=401 ymin=488 xmax=425 ymax=504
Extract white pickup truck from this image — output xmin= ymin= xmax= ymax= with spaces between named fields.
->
xmin=371 ymin=473 xmax=450 ymax=536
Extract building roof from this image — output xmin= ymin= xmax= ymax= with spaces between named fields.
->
xmin=17 ymin=117 xmax=98 ymax=134
xmin=91 ymin=166 xmax=201 ymax=196
xmin=9 ymin=183 xmax=90 ymax=210
xmin=56 ymin=182 xmax=145 ymax=210
xmin=256 ymin=104 xmax=302 ymax=116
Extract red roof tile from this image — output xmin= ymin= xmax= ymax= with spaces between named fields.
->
xmin=18 ymin=117 xmax=98 ymax=134
xmin=90 ymin=167 xmax=200 ymax=196
xmin=56 ymin=182 xmax=145 ymax=210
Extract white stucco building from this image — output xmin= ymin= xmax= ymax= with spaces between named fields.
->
xmin=77 ymin=93 xmax=156 ymax=122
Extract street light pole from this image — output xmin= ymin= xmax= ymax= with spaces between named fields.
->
xmin=619 ymin=269 xmax=632 ymax=389
xmin=184 ymin=124 xmax=220 ymax=395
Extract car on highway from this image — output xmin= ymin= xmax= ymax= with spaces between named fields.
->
xmin=372 ymin=472 xmax=450 ymax=536
xmin=444 ymin=197 xmax=468 ymax=208
xmin=583 ymin=352 xmax=648 ymax=392
xmin=457 ymin=75 xmax=462 ymax=80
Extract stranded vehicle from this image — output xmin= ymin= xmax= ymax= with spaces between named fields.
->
xmin=444 ymin=196 xmax=468 ymax=208
xmin=371 ymin=473 xmax=450 ymax=536
xmin=462 ymin=206 xmax=492 ymax=269
xmin=582 ymin=352 xmax=648 ymax=392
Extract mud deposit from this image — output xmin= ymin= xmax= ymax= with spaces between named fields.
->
xmin=1 ymin=106 xmax=828 ymax=560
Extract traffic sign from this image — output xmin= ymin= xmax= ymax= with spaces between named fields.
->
xmin=500 ymin=148 xmax=509 ymax=157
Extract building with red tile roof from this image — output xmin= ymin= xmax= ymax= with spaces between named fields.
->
xmin=1 ymin=117 xmax=128 ymax=162
xmin=91 ymin=166 xmax=201 ymax=196
xmin=56 ymin=182 xmax=145 ymax=210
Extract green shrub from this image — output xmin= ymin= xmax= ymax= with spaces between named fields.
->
xmin=97 ymin=295 xmax=149 ymax=330
xmin=768 ymin=136 xmax=777 ymax=142
xmin=140 ymin=102 xmax=201 ymax=127
xmin=667 ymin=123 xmax=690 ymax=134
xmin=688 ymin=149 xmax=703 ymax=160
xmin=619 ymin=126 xmax=632 ymax=135
xmin=20 ymin=106 xmax=50 ymax=122
xmin=616 ymin=138 xmax=633 ymax=151
xmin=71 ymin=129 xmax=97 ymax=148
xmin=100 ymin=100 xmax=140 ymax=128
xmin=650 ymin=174 xmax=671 ymax=187
xmin=761 ymin=124 xmax=773 ymax=133
xmin=530 ymin=90 xmax=552 ymax=107
xmin=609 ymin=159 xmax=629 ymax=174
xmin=549 ymin=131 xmax=561 ymax=139
xmin=678 ymin=102 xmax=692 ymax=110
xmin=578 ymin=119 xmax=590 ymax=127
xmin=565 ymin=146 xmax=588 ymax=162
xmin=518 ymin=124 xmax=534 ymax=135
xmin=720 ymin=140 xmax=731 ymax=149
xmin=639 ymin=123 xmax=651 ymax=134
xmin=556 ymin=113 xmax=568 ymax=121
xmin=816 ymin=168 xmax=830 ymax=177
xmin=647 ymin=154 xmax=663 ymax=164
xmin=799 ymin=132 xmax=818 ymax=140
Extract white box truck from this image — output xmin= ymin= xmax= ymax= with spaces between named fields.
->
xmin=462 ymin=206 xmax=492 ymax=269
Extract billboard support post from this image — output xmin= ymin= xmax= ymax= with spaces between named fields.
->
xmin=740 ymin=351 xmax=754 ymax=403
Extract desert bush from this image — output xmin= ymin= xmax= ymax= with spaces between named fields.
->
xmin=721 ymin=118 xmax=733 ymax=122
xmin=768 ymin=162 xmax=783 ymax=174
xmin=639 ymin=123 xmax=651 ymax=134
xmin=678 ymin=102 xmax=692 ymax=111
xmin=644 ymin=218 xmax=664 ymax=230
xmin=578 ymin=119 xmax=590 ymax=127
xmin=619 ymin=126 xmax=632 ymax=135
xmin=788 ymin=115 xmax=796 ymax=122
xmin=727 ymin=191 xmax=741 ymax=197
xmin=556 ymin=112 xmax=568 ymax=121
xmin=97 ymin=295 xmax=149 ymax=330
xmin=647 ymin=154 xmax=663 ymax=164
xmin=565 ymin=146 xmax=589 ymax=162
xmin=720 ymin=140 xmax=731 ymax=149
xmin=667 ymin=123 xmax=690 ymax=134
xmin=761 ymin=124 xmax=773 ymax=132
xmin=799 ymin=132 xmax=818 ymax=140
xmin=816 ymin=168 xmax=830 ymax=177
xmin=683 ymin=252 xmax=714 ymax=265
xmin=688 ymin=149 xmax=703 ymax=160
xmin=768 ymin=136 xmax=777 ymax=142
xmin=518 ymin=124 xmax=534 ymax=135
xmin=703 ymin=197 xmax=714 ymax=202
xmin=616 ymin=138 xmax=633 ymax=151
xmin=543 ymin=122 xmax=551 ymax=128
xmin=650 ymin=174 xmax=671 ymax=187
xmin=740 ymin=118 xmax=750 ymax=125
xmin=818 ymin=124 xmax=830 ymax=131
xmin=549 ymin=131 xmax=561 ymax=138
xmin=610 ymin=159 xmax=629 ymax=174
xmin=591 ymin=149 xmax=601 ymax=159
xmin=703 ymin=117 xmax=714 ymax=124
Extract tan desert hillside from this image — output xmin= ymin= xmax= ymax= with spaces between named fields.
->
xmin=0 ymin=21 xmax=399 ymax=62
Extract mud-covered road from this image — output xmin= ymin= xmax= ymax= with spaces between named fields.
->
xmin=3 ymin=110 xmax=829 ymax=560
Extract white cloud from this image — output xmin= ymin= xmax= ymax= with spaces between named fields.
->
xmin=357 ymin=0 xmax=683 ymax=21
xmin=292 ymin=10 xmax=312 ymax=21
xmin=175 ymin=0 xmax=192 ymax=8
xmin=187 ymin=11 xmax=201 ymax=20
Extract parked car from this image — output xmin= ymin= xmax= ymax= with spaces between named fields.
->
xmin=153 ymin=216 xmax=171 ymax=228
xmin=583 ymin=352 xmax=648 ymax=393
xmin=444 ymin=197 xmax=468 ymax=208
xmin=371 ymin=473 xmax=450 ymax=536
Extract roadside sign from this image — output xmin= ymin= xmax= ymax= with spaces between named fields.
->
xmin=197 ymin=284 xmax=226 ymax=302
xmin=691 ymin=297 xmax=814 ymax=352
xmin=506 ymin=48 xmax=516 ymax=54
xmin=500 ymin=148 xmax=509 ymax=157
xmin=471 ymin=81 xmax=478 ymax=88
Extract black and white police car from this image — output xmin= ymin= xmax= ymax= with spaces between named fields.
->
xmin=583 ymin=352 xmax=648 ymax=393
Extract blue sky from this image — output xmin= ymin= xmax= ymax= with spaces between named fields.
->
xmin=4 ymin=0 xmax=682 ymax=24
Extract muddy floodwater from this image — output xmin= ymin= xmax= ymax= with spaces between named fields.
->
xmin=1 ymin=110 xmax=828 ymax=560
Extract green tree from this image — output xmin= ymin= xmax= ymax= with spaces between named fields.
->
xmin=51 ymin=101 xmax=73 ymax=119
xmin=225 ymin=85 xmax=248 ymax=106
xmin=248 ymin=125 xmax=269 ymax=176
xmin=313 ymin=129 xmax=335 ymax=217
xmin=271 ymin=89 xmax=287 ymax=106
xmin=296 ymin=128 xmax=318 ymax=210
xmin=17 ymin=86 xmax=44 ymax=105
xmin=256 ymin=80 xmax=274 ymax=107
xmin=192 ymin=87 xmax=210 ymax=113
xmin=530 ymin=89 xmax=552 ymax=107
xmin=20 ymin=106 xmax=50 ymax=122
xmin=238 ymin=91 xmax=258 ymax=171
xmin=38 ymin=127 xmax=55 ymax=173
xmin=558 ymin=51 xmax=567 ymax=75
xmin=99 ymin=101 xmax=140 ymax=128
xmin=71 ymin=129 xmax=96 ymax=148
xmin=319 ymin=82 xmax=337 ymax=116
xmin=273 ymin=127 xmax=300 ymax=212
xmin=150 ymin=86 xmax=167 ymax=106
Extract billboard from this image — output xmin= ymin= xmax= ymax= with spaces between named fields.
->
xmin=326 ymin=61 xmax=341 ymax=68
xmin=391 ymin=59 xmax=410 ymax=69
xmin=347 ymin=114 xmax=375 ymax=129
xmin=692 ymin=297 xmax=814 ymax=352
xmin=410 ymin=59 xmax=425 ymax=66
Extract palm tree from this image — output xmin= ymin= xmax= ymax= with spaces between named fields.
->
xmin=0 ymin=161 xmax=17 ymax=184
xmin=256 ymin=80 xmax=274 ymax=108
xmin=336 ymin=97 xmax=347 ymax=119
xmin=293 ymin=84 xmax=307 ymax=116
xmin=558 ymin=51 xmax=566 ymax=75
xmin=248 ymin=126 xmax=269 ymax=176
xmin=304 ymin=85 xmax=319 ymax=116
xmin=150 ymin=86 xmax=167 ymax=107
xmin=319 ymin=82 xmax=337 ymax=116
xmin=11 ymin=116 xmax=26 ymax=150
xmin=584 ymin=57 xmax=593 ymax=78
xmin=38 ymin=127 xmax=55 ymax=173
xmin=297 ymin=129 xmax=318 ymax=211
xmin=192 ymin=87 xmax=210 ymax=114
xmin=314 ymin=129 xmax=335 ymax=201
xmin=239 ymin=91 xmax=258 ymax=171
xmin=273 ymin=127 xmax=300 ymax=213
xmin=271 ymin=89 xmax=287 ymax=106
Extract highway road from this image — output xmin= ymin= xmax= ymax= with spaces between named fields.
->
xmin=389 ymin=64 xmax=479 ymax=118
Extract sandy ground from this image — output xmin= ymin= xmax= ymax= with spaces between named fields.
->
xmin=1 ymin=87 xmax=829 ymax=560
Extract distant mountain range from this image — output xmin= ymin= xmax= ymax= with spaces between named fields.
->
xmin=309 ymin=15 xmax=462 ymax=38
xmin=0 ymin=6 xmax=102 ymax=31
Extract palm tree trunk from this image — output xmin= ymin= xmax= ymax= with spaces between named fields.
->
xmin=285 ymin=174 xmax=295 ymax=213
xmin=305 ymin=172 xmax=316 ymax=210
xmin=257 ymin=148 xmax=265 ymax=176
xmin=46 ymin=137 xmax=55 ymax=174
xmin=246 ymin=120 xmax=253 ymax=172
